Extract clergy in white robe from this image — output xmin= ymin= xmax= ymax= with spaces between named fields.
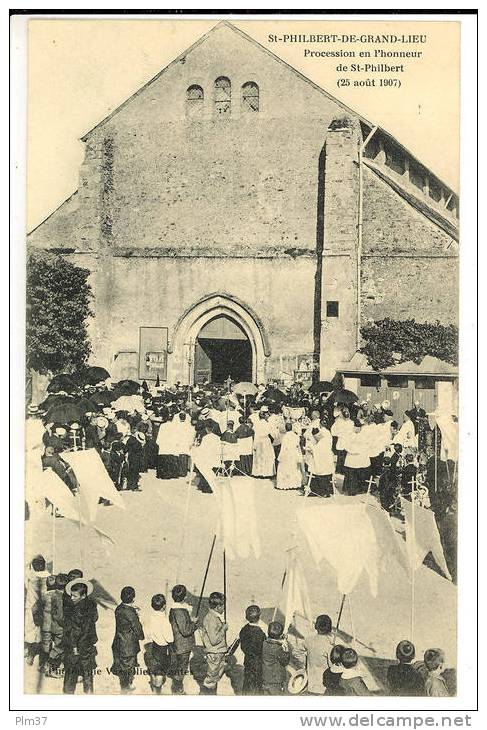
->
xmin=235 ymin=418 xmax=254 ymax=475
xmin=361 ymin=420 xmax=386 ymax=476
xmin=252 ymin=411 xmax=276 ymax=478
xmin=341 ymin=425 xmax=372 ymax=496
xmin=156 ymin=418 xmax=181 ymax=479
xmin=192 ymin=429 xmax=222 ymax=493
xmin=172 ymin=412 xmax=196 ymax=477
xmin=309 ymin=427 xmax=335 ymax=497
xmin=393 ymin=415 xmax=418 ymax=450
xmin=331 ymin=412 xmax=355 ymax=474
xmin=304 ymin=411 xmax=321 ymax=471
xmin=276 ymin=424 xmax=304 ymax=490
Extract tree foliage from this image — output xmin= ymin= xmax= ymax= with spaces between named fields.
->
xmin=359 ymin=318 xmax=458 ymax=372
xmin=26 ymin=252 xmax=93 ymax=375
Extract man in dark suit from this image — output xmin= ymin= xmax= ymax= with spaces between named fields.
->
xmin=111 ymin=586 xmax=145 ymax=693
xmin=62 ymin=579 xmax=99 ymax=694
xmin=239 ymin=605 xmax=266 ymax=694
xmin=169 ymin=584 xmax=199 ymax=694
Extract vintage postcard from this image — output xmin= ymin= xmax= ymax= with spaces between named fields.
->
xmin=13 ymin=10 xmax=478 ymax=714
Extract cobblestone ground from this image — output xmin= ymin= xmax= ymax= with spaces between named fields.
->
xmin=24 ymin=471 xmax=456 ymax=696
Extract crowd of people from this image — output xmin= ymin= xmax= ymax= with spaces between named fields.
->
xmin=29 ymin=375 xmax=457 ymax=524
xmin=25 ymin=554 xmax=455 ymax=697
xmin=25 ymin=373 xmax=458 ymax=696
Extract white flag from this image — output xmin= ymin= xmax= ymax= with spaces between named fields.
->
xmin=212 ymin=475 xmax=261 ymax=560
xmin=401 ymin=497 xmax=451 ymax=580
xmin=63 ymin=448 xmax=125 ymax=522
xmin=40 ymin=468 xmax=81 ymax=522
xmin=297 ymin=497 xmax=408 ymax=597
xmin=277 ymin=548 xmax=313 ymax=635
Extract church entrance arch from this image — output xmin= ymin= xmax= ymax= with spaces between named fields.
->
xmin=169 ymin=294 xmax=269 ymax=385
xmin=194 ymin=315 xmax=252 ymax=384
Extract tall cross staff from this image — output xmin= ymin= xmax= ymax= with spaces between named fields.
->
xmin=184 ymin=338 xmax=194 ymax=389
xmin=365 ymin=475 xmax=376 ymax=496
xmin=409 ymin=475 xmax=417 ymax=642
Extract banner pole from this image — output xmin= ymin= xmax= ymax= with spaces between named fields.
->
xmin=272 ymin=567 xmax=287 ymax=621
xmin=76 ymin=488 xmax=83 ymax=570
xmin=333 ymin=594 xmax=346 ymax=645
xmin=223 ymin=549 xmax=227 ymax=623
xmin=347 ymin=594 xmax=357 ymax=651
xmin=411 ymin=476 xmax=416 ymax=643
xmin=196 ymin=533 xmax=216 ymax=618
xmin=434 ymin=426 xmax=438 ymax=501
xmin=176 ymin=455 xmax=194 ymax=583
xmin=52 ymin=505 xmax=56 ymax=574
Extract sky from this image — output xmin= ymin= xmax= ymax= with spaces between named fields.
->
xmin=26 ymin=18 xmax=460 ymax=231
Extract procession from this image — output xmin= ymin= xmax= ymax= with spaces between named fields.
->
xmin=24 ymin=368 xmax=458 ymax=697
xmin=22 ymin=16 xmax=462 ymax=702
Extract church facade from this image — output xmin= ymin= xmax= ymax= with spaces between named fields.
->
xmin=28 ymin=22 xmax=459 ymax=386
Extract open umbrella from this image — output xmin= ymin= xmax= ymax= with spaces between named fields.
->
xmin=75 ymin=397 xmax=99 ymax=415
xmin=112 ymin=394 xmax=145 ymax=414
xmin=114 ymin=379 xmax=140 ymax=396
xmin=233 ymin=382 xmax=258 ymax=397
xmin=308 ymin=380 xmax=334 ymax=394
xmin=263 ymin=386 xmax=286 ymax=404
xmin=77 ymin=366 xmax=111 ymax=386
xmin=92 ymin=390 xmax=116 ymax=407
xmin=47 ymin=374 xmax=78 ymax=394
xmin=333 ymin=388 xmax=359 ymax=405
xmin=44 ymin=402 xmax=84 ymax=425
xmin=38 ymin=393 xmax=74 ymax=412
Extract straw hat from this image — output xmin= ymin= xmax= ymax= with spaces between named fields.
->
xmin=287 ymin=668 xmax=308 ymax=694
xmin=65 ymin=578 xmax=93 ymax=597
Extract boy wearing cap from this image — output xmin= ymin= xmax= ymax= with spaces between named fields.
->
xmin=387 ymin=640 xmax=425 ymax=696
xmin=62 ymin=579 xmax=99 ymax=694
xmin=169 ymin=584 xmax=199 ymax=694
xmin=200 ymin=592 xmax=228 ymax=694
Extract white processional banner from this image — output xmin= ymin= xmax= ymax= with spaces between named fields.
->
xmin=63 ymin=448 xmax=125 ymax=522
xmin=401 ymin=497 xmax=451 ymax=580
xmin=297 ymin=497 xmax=409 ymax=597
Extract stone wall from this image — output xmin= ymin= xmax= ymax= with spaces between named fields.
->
xmin=87 ymin=254 xmax=316 ymax=382
xmin=360 ymin=165 xmax=458 ymax=327
xmin=75 ymin=22 xmax=348 ymax=255
xmin=320 ymin=119 xmax=361 ymax=379
xmin=27 ymin=23 xmax=459 ymax=383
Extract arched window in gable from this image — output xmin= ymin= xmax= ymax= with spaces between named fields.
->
xmin=186 ymin=85 xmax=204 ymax=117
xmin=214 ymin=76 xmax=231 ymax=115
xmin=242 ymin=81 xmax=259 ymax=112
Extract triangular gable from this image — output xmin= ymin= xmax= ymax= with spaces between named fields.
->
xmin=80 ymin=20 xmax=370 ymax=142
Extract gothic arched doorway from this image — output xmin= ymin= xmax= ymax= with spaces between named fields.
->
xmin=168 ymin=293 xmax=270 ymax=384
xmin=194 ymin=315 xmax=252 ymax=384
